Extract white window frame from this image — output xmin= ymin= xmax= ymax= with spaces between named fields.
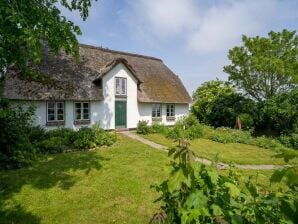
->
xmin=74 ymin=102 xmax=90 ymax=121
xmin=152 ymin=103 xmax=162 ymax=118
xmin=115 ymin=77 xmax=127 ymax=96
xmin=166 ymin=104 xmax=175 ymax=117
xmin=47 ymin=101 xmax=65 ymax=122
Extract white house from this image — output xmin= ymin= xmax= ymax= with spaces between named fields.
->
xmin=4 ymin=44 xmax=191 ymax=130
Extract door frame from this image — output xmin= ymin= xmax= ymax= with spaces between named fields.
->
xmin=115 ymin=100 xmax=127 ymax=129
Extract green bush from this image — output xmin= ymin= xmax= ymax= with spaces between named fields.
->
xmin=208 ymin=127 xmax=252 ymax=144
xmin=39 ymin=136 xmax=68 ymax=153
xmin=136 ymin=120 xmax=150 ymax=135
xmin=0 ymin=105 xmax=38 ymax=170
xmin=252 ymin=136 xmax=287 ymax=152
xmin=239 ymin=113 xmax=254 ymax=130
xmin=278 ymin=134 xmax=298 ymax=150
xmin=92 ymin=124 xmax=116 ymax=146
xmin=150 ymin=123 xmax=169 ymax=134
xmin=166 ymin=115 xmax=203 ymax=140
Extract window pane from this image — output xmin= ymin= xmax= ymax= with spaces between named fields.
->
xmin=76 ymin=113 xmax=81 ymax=120
xmin=83 ymin=108 xmax=89 ymax=114
xmin=48 ymin=102 xmax=55 ymax=108
xmin=57 ymin=102 xmax=64 ymax=109
xmin=75 ymin=103 xmax=81 ymax=109
xmin=83 ymin=103 xmax=89 ymax=108
xmin=115 ymin=78 xmax=121 ymax=94
xmin=57 ymin=108 xmax=63 ymax=115
xmin=121 ymin=78 xmax=126 ymax=95
xmin=83 ymin=113 xmax=89 ymax=119
xmin=48 ymin=108 xmax=55 ymax=114
xmin=48 ymin=114 xmax=55 ymax=121
xmin=57 ymin=114 xmax=64 ymax=121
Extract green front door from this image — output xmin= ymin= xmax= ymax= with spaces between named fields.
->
xmin=115 ymin=101 xmax=127 ymax=128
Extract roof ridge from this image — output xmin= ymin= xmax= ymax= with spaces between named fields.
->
xmin=80 ymin=44 xmax=163 ymax=62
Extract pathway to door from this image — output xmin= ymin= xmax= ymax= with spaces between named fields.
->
xmin=121 ymin=131 xmax=289 ymax=170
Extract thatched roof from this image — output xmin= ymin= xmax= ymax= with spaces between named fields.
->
xmin=4 ymin=44 xmax=191 ymax=103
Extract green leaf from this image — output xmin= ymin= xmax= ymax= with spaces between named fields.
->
xmin=224 ymin=182 xmax=240 ymax=198
xmin=184 ymin=190 xmax=208 ymax=209
xmin=167 ymin=168 xmax=187 ymax=193
xmin=270 ymin=169 xmax=287 ymax=183
xmin=211 ymin=204 xmax=223 ymax=216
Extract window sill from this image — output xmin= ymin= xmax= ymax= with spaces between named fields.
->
xmin=46 ymin=121 xmax=65 ymax=126
xmin=166 ymin=116 xmax=176 ymax=121
xmin=152 ymin=117 xmax=162 ymax=122
xmin=74 ymin=120 xmax=91 ymax=125
xmin=115 ymin=95 xmax=127 ymax=98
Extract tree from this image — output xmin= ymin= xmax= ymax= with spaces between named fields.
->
xmin=224 ymin=29 xmax=298 ymax=101
xmin=0 ymin=0 xmax=97 ymax=75
xmin=209 ymin=93 xmax=256 ymax=128
xmin=191 ymin=80 xmax=234 ymax=124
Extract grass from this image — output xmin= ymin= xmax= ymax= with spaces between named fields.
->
xmin=138 ymin=133 xmax=298 ymax=165
xmin=0 ymin=134 xmax=170 ymax=224
xmin=0 ymin=134 xmax=290 ymax=223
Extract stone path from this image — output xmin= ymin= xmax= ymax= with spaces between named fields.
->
xmin=121 ymin=131 xmax=289 ymax=170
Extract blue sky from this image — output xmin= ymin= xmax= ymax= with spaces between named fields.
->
xmin=61 ymin=0 xmax=298 ymax=94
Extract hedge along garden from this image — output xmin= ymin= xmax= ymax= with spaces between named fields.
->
xmin=0 ymin=102 xmax=117 ymax=170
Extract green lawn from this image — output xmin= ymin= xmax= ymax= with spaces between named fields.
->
xmin=0 ymin=134 xmax=289 ymax=223
xmin=0 ymin=134 xmax=170 ymax=224
xmin=139 ymin=133 xmax=298 ymax=165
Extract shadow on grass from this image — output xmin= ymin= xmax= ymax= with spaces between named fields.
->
xmin=0 ymin=151 xmax=108 ymax=223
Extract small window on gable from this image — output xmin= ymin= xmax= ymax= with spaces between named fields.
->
xmin=152 ymin=103 xmax=162 ymax=118
xmin=115 ymin=77 xmax=127 ymax=96
xmin=166 ymin=104 xmax=175 ymax=117
xmin=74 ymin=102 xmax=90 ymax=121
xmin=47 ymin=101 xmax=64 ymax=122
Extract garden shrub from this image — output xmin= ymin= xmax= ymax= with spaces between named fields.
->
xmin=238 ymin=113 xmax=254 ymax=130
xmin=252 ymin=136 xmax=287 ymax=152
xmin=92 ymin=124 xmax=116 ymax=146
xmin=39 ymin=136 xmax=68 ymax=153
xmin=166 ymin=115 xmax=203 ymax=140
xmin=208 ymin=127 xmax=252 ymax=144
xmin=150 ymin=140 xmax=297 ymax=224
xmin=150 ymin=123 xmax=169 ymax=134
xmin=278 ymin=134 xmax=298 ymax=150
xmin=136 ymin=120 xmax=150 ymax=135
xmin=0 ymin=105 xmax=38 ymax=169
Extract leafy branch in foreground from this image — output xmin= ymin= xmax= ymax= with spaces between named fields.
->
xmin=0 ymin=0 xmax=97 ymax=75
xmin=150 ymin=138 xmax=297 ymax=224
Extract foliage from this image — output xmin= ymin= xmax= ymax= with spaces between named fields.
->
xmin=0 ymin=0 xmax=97 ymax=75
xmin=191 ymin=80 xmax=235 ymax=124
xmin=238 ymin=113 xmax=254 ymax=130
xmin=208 ymin=127 xmax=252 ymax=144
xmin=150 ymin=123 xmax=169 ymax=135
xmin=209 ymin=93 xmax=257 ymax=128
xmin=0 ymin=105 xmax=37 ymax=169
xmin=278 ymin=134 xmax=298 ymax=150
xmin=166 ymin=115 xmax=203 ymax=140
xmin=151 ymin=139 xmax=297 ymax=224
xmin=256 ymin=89 xmax=298 ymax=135
xmin=137 ymin=120 xmax=151 ymax=135
xmin=40 ymin=124 xmax=117 ymax=152
xmin=224 ymin=29 xmax=298 ymax=101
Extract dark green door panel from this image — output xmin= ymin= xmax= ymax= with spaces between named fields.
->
xmin=115 ymin=101 xmax=127 ymax=128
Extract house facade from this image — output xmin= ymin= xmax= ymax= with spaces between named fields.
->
xmin=4 ymin=45 xmax=191 ymax=130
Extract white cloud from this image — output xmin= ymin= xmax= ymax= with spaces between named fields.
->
xmin=124 ymin=0 xmax=298 ymax=54
xmin=125 ymin=0 xmax=200 ymax=38
xmin=188 ymin=0 xmax=276 ymax=54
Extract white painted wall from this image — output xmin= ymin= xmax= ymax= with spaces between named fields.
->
xmin=11 ymin=63 xmax=190 ymax=130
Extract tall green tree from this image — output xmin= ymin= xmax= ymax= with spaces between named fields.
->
xmin=0 ymin=0 xmax=97 ymax=75
xmin=191 ymin=80 xmax=235 ymax=124
xmin=224 ymin=29 xmax=298 ymax=101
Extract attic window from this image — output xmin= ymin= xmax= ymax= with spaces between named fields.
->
xmin=115 ymin=77 xmax=127 ymax=96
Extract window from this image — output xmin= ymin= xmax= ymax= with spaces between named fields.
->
xmin=75 ymin=102 xmax=90 ymax=120
xmin=152 ymin=103 xmax=162 ymax=117
xmin=166 ymin=104 xmax=175 ymax=117
xmin=47 ymin=102 xmax=64 ymax=122
xmin=115 ymin=77 xmax=127 ymax=96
